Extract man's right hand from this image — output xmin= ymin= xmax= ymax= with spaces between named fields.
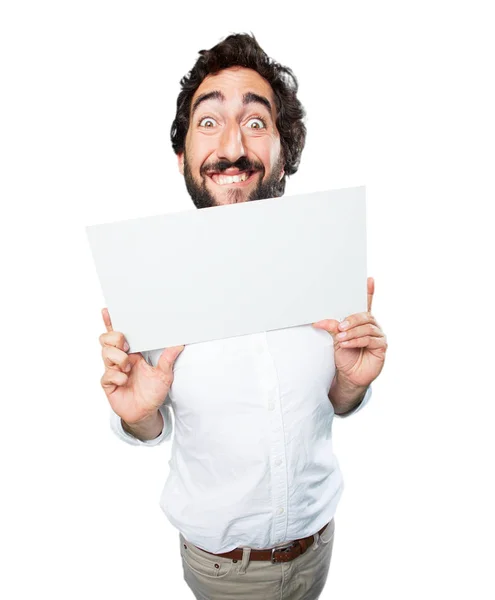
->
xmin=99 ymin=307 xmax=184 ymax=426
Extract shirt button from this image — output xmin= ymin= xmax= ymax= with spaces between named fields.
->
xmin=268 ymin=402 xmax=275 ymax=411
xmin=255 ymin=343 xmax=264 ymax=354
xmin=275 ymin=458 xmax=282 ymax=466
xmin=276 ymin=507 xmax=284 ymax=515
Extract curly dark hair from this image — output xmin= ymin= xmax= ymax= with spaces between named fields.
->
xmin=170 ymin=33 xmax=306 ymax=196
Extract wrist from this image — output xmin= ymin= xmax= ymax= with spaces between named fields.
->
xmin=331 ymin=371 xmax=368 ymax=395
xmin=329 ymin=372 xmax=368 ymax=415
xmin=121 ymin=410 xmax=164 ymax=441
xmin=123 ymin=408 xmax=161 ymax=427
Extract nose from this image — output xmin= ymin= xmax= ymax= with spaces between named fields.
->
xmin=217 ymin=120 xmax=246 ymax=163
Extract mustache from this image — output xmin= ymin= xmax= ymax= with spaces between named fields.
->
xmin=201 ymin=156 xmax=264 ymax=175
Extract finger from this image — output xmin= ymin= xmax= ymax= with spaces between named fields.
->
xmin=102 ymin=307 xmax=113 ymax=333
xmin=102 ymin=345 xmax=132 ymax=372
xmin=335 ymin=323 xmax=383 ymax=342
xmin=99 ymin=330 xmax=129 ymax=352
xmin=339 ymin=335 xmax=387 ymax=349
xmin=101 ymin=368 xmax=128 ymax=392
xmin=367 ymin=277 xmax=375 ymax=313
xmin=312 ymin=319 xmax=340 ymax=336
xmin=156 ymin=345 xmax=185 ymax=373
xmin=338 ymin=311 xmax=376 ymax=331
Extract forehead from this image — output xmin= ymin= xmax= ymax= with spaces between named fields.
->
xmin=191 ymin=67 xmax=276 ymax=110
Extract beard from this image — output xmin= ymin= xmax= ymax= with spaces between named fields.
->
xmin=183 ymin=153 xmax=285 ymax=209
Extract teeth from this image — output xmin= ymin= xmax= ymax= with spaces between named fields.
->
xmin=212 ymin=172 xmax=250 ymax=185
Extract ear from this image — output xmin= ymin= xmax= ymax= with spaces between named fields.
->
xmin=279 ymin=167 xmax=285 ymax=181
xmin=178 ymin=152 xmax=184 ymax=175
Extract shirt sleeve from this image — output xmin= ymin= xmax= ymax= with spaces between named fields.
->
xmin=334 ymin=385 xmax=372 ymax=419
xmin=108 ymin=350 xmax=173 ymax=446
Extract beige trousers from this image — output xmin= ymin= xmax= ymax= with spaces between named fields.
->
xmin=179 ymin=519 xmax=335 ymax=600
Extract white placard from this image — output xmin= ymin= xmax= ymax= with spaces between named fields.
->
xmin=86 ymin=186 xmax=367 ymax=353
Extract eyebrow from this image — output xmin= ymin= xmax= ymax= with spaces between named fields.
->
xmin=243 ymin=92 xmax=272 ymax=114
xmin=191 ymin=90 xmax=273 ymax=118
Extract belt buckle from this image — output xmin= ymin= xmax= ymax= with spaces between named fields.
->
xmin=271 ymin=541 xmax=297 ymax=563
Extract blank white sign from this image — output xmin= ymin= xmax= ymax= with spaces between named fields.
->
xmin=86 ymin=186 xmax=367 ymax=353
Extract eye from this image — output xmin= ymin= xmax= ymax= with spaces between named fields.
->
xmin=199 ymin=117 xmax=217 ymax=128
xmin=246 ymin=117 xmax=267 ymax=129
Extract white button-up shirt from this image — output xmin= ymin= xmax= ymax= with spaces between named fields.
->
xmin=110 ymin=324 xmax=371 ymax=553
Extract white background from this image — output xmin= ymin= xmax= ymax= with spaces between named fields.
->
xmin=1 ymin=1 xmax=494 ymax=598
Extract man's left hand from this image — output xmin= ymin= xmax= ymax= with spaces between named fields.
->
xmin=312 ymin=277 xmax=387 ymax=388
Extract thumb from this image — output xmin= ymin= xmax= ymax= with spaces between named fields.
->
xmin=156 ymin=345 xmax=185 ymax=373
xmin=312 ymin=319 xmax=340 ymax=339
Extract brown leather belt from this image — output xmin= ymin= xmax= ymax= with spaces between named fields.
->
xmin=194 ymin=522 xmax=329 ymax=564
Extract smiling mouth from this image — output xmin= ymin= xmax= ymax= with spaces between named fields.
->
xmin=207 ymin=170 xmax=259 ymax=186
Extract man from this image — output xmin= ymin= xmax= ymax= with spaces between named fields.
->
xmin=99 ymin=33 xmax=387 ymax=600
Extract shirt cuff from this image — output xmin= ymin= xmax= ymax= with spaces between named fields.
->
xmin=334 ymin=385 xmax=372 ymax=418
xmin=109 ymin=402 xmax=173 ymax=446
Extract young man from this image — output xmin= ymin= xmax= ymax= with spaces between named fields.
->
xmin=99 ymin=33 xmax=387 ymax=600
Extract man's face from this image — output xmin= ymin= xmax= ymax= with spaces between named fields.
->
xmin=178 ymin=67 xmax=285 ymax=209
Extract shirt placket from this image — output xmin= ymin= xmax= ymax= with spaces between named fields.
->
xmin=254 ymin=332 xmax=289 ymax=545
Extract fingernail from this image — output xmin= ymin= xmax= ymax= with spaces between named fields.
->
xmin=339 ymin=321 xmax=350 ymax=330
xmin=124 ymin=342 xmax=130 ymax=352
xmin=125 ymin=363 xmax=131 ymax=372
